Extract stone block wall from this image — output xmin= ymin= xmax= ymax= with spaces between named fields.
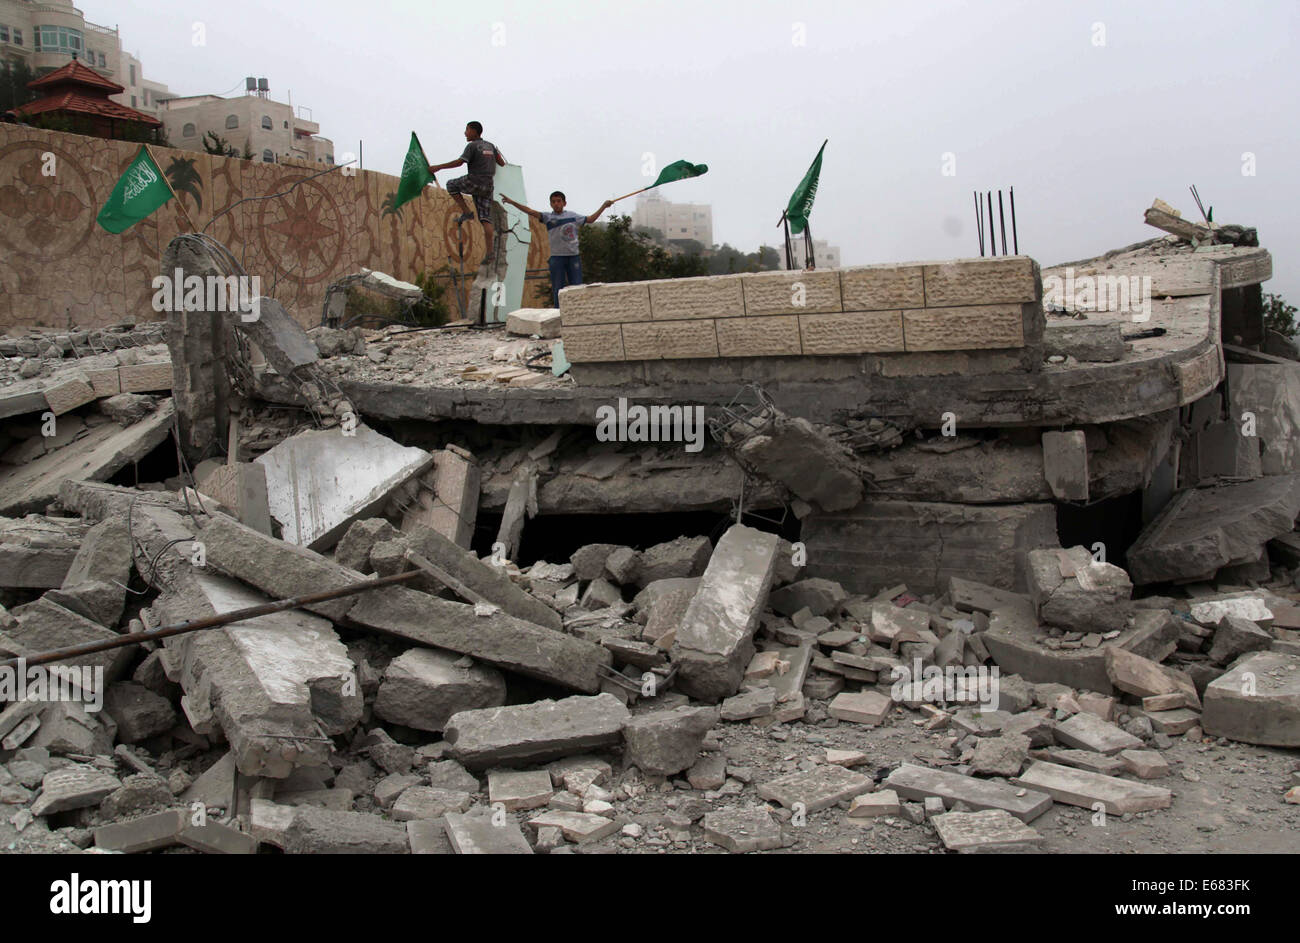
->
xmin=558 ymin=257 xmax=1042 ymax=364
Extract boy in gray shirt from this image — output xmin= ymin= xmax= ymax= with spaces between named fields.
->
xmin=502 ymin=190 xmax=612 ymax=305
xmin=430 ymin=121 xmax=507 ymax=261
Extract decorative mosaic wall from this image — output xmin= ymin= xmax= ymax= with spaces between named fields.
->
xmin=0 ymin=123 xmax=550 ymax=331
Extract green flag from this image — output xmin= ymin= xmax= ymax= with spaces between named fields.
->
xmin=785 ymin=140 xmax=826 ymax=235
xmin=393 ymin=132 xmax=433 ymax=211
xmin=649 ymin=159 xmax=708 ymax=189
xmin=96 ymin=146 xmax=173 ymax=234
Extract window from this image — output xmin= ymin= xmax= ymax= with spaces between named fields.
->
xmin=12 ymin=28 xmax=21 ymax=46
xmin=98 ymin=52 xmax=105 ymax=67
xmin=261 ymin=115 xmax=272 ymax=129
xmin=225 ymin=114 xmax=238 ymax=129
xmin=182 ymin=123 xmax=195 ymax=137
xmin=283 ymin=121 xmax=288 ymax=129
xmin=143 ymin=90 xmax=149 ymax=105
xmin=0 ymin=26 xmax=8 ymax=43
xmin=262 ymin=149 xmax=274 ymax=163
xmin=131 ymin=95 xmax=136 ymax=107
xmin=326 ymin=154 xmax=333 ymax=164
xmin=129 ymin=63 xmax=135 ymax=85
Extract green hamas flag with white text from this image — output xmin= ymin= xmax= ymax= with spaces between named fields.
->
xmin=649 ymin=160 xmax=708 ymax=188
xmin=96 ymin=146 xmax=173 ymax=234
xmin=393 ymin=132 xmax=433 ymax=211
xmin=785 ymin=140 xmax=826 ymax=235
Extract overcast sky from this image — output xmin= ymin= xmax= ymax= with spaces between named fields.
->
xmin=86 ymin=0 xmax=1298 ymax=299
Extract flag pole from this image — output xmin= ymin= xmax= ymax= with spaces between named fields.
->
xmin=609 ymin=185 xmax=650 ymax=205
xmin=145 ymin=143 xmax=198 ymax=233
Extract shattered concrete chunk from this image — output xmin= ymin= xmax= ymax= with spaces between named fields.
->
xmin=31 ymin=765 xmax=121 ymax=816
xmin=1053 ymin=711 xmax=1145 ymax=755
xmin=671 ymin=524 xmax=779 ymax=701
xmin=444 ymin=811 xmax=534 ymax=854
xmin=527 ymin=810 xmax=619 ymax=844
xmin=0 ymin=515 xmax=91 ymax=589
xmin=621 ymin=705 xmax=719 ymax=775
xmin=1208 ymin=616 xmax=1273 ymax=665
xmin=250 ymin=799 xmax=408 ymax=854
xmin=1201 ymin=651 xmax=1300 ymax=746
xmin=1127 ymin=475 xmax=1300 ymax=584
xmin=334 ymin=518 xmax=401 ymax=572
xmin=769 ymin=578 xmax=848 ymax=618
xmin=633 ymin=535 xmax=712 ymax=587
xmin=444 ymin=694 xmax=630 ymax=769
xmin=1041 ymin=431 xmax=1089 ymax=501
xmin=373 ymin=648 xmax=506 ymax=733
xmin=391 ymin=786 xmax=474 ymax=821
xmin=1027 ymin=546 xmax=1132 ymax=633
xmin=102 ymin=683 xmax=178 ymax=743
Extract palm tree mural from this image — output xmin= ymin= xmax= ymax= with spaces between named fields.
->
xmin=380 ymin=190 xmax=402 ymax=266
xmin=166 ymin=156 xmax=203 ymax=214
xmin=380 ymin=191 xmax=402 ymax=219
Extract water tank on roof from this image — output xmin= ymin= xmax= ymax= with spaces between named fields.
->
xmin=245 ymin=76 xmax=256 ymax=92
xmin=257 ymin=77 xmax=269 ymax=92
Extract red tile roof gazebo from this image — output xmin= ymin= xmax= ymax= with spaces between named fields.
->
xmin=5 ymin=56 xmax=162 ymax=140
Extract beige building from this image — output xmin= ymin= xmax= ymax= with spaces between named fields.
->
xmin=777 ymin=236 xmax=841 ymax=270
xmin=158 ymin=92 xmax=334 ymax=165
xmin=0 ymin=0 xmax=171 ymax=115
xmin=632 ymin=190 xmax=713 ymax=246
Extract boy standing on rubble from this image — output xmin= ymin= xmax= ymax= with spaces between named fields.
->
xmin=501 ymin=191 xmax=612 ymax=306
xmin=429 ymin=121 xmax=507 ymax=262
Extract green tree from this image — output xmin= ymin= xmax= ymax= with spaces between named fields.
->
xmin=242 ymin=138 xmax=255 ymax=161
xmin=0 ymin=59 xmax=37 ymax=114
xmin=1265 ymin=292 xmax=1297 ymax=338
xmin=201 ymin=130 xmax=237 ymax=157
xmin=580 ymin=215 xmax=706 ymax=283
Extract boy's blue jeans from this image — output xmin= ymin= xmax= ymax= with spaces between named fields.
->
xmin=548 ymin=255 xmax=583 ymax=307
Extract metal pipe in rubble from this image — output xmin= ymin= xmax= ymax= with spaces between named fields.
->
xmin=0 ymin=571 xmax=422 ymax=670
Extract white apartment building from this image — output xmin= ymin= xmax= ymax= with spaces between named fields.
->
xmin=157 ymin=92 xmax=334 ymax=165
xmin=776 ymin=237 xmax=841 ymax=270
xmin=0 ymin=0 xmax=170 ymax=115
xmin=632 ymin=190 xmax=713 ymax=246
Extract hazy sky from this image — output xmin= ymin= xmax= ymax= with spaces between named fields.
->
xmin=85 ymin=0 xmax=1298 ymax=299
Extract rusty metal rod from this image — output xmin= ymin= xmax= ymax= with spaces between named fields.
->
xmin=0 ymin=570 xmax=422 ymax=670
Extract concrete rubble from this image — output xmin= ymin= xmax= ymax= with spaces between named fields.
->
xmin=2 ymin=230 xmax=1297 ymax=856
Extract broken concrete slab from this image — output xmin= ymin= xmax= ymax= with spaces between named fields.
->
xmin=102 ymin=683 xmax=177 ymax=742
xmin=507 ymin=307 xmax=562 ymax=338
xmin=828 ymin=690 xmax=893 ymax=726
xmin=757 ymin=764 xmax=875 ymax=812
xmin=347 ymin=583 xmax=609 ymax=693
xmin=403 ymin=522 xmax=563 ymax=631
xmin=527 ymin=809 xmax=620 ymax=844
xmin=335 ymin=518 xmax=400 ymax=572
xmin=4 ymin=596 xmax=133 ymax=684
xmin=250 ymin=799 xmax=408 ymax=853
xmin=1201 ymin=651 xmax=1300 ymax=746
xmin=1041 ymin=431 xmax=1089 ymax=501
xmin=633 ymin=535 xmax=712 ymax=587
xmin=621 ymin=705 xmax=719 ymax=775
xmin=1104 ymin=647 xmax=1181 ymax=699
xmin=0 ymin=399 xmax=175 ymax=516
xmin=153 ymin=569 xmax=362 ymax=778
xmin=732 ymin=414 xmax=865 ymax=512
xmin=391 ymin=785 xmax=474 ymax=821
xmin=671 ymin=523 xmax=779 ymax=702
xmin=884 ymin=763 xmax=1053 ymax=822
xmin=31 ymin=765 xmax=121 ymax=816
xmin=57 ymin=515 xmax=132 ymax=626
xmin=1054 ymin=711 xmax=1145 ymax=755
xmin=847 ymin=789 xmax=902 ymax=817
xmin=0 ymin=515 xmax=91 ymax=589
xmin=931 ymin=809 xmax=1043 ymax=852
xmin=374 ymin=648 xmax=506 ymax=733
xmin=94 ymin=809 xmax=186 ymax=853
xmin=199 ymin=462 xmax=273 ymax=535
xmin=256 ymin=425 xmax=434 ymax=550
xmin=444 ymin=694 xmax=630 ymax=769
xmin=444 ymin=811 xmax=534 ymax=853
xmin=769 ymin=578 xmax=847 ymax=618
xmin=1012 ymin=760 xmax=1173 ymax=813
xmin=1126 ymin=475 xmax=1300 ymax=584
xmin=702 ymin=806 xmax=784 ymax=852
xmin=198 ymin=512 xmax=609 ymax=692
xmin=488 ymin=770 xmax=553 ymax=811
xmin=401 ymin=447 xmax=480 ymax=549
xmin=969 ymin=733 xmax=1031 ymax=777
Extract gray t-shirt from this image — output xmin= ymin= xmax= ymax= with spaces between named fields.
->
xmin=539 ymin=210 xmax=588 ymax=257
xmin=460 ymin=139 xmax=498 ymax=179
